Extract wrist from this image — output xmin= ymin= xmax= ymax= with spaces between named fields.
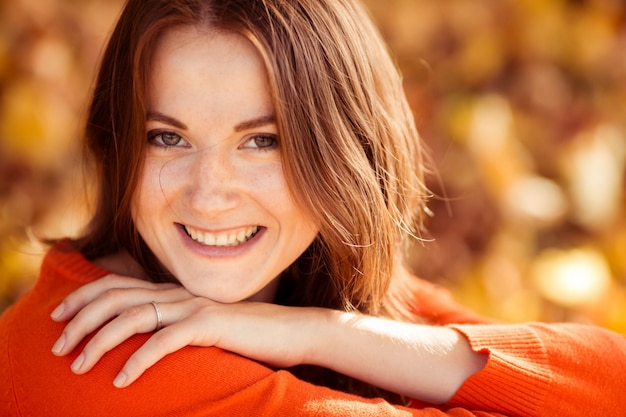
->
xmin=301 ymin=308 xmax=348 ymax=367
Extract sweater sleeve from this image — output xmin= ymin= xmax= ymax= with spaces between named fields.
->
xmin=7 ymin=245 xmax=622 ymax=416
xmin=1 ymin=244 xmax=515 ymax=417
xmin=402 ymin=269 xmax=626 ymax=416
xmin=447 ymin=323 xmax=626 ymax=417
xmin=0 ymin=291 xmax=512 ymax=417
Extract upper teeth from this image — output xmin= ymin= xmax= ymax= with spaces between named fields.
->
xmin=184 ymin=225 xmax=258 ymax=247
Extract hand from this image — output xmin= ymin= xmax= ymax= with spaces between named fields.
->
xmin=50 ymin=274 xmax=322 ymax=388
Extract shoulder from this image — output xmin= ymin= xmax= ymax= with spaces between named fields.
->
xmin=40 ymin=239 xmax=111 ymax=286
xmin=3 ymin=330 xmax=417 ymax=416
xmin=1 ymin=245 xmax=416 ymax=416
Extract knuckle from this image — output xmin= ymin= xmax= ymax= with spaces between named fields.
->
xmin=99 ymin=274 xmax=129 ymax=290
xmin=102 ymin=287 xmax=126 ymax=300
xmin=61 ymin=321 xmax=80 ymax=338
xmin=118 ymin=304 xmax=148 ymax=321
xmin=63 ymin=313 xmax=93 ymax=336
xmin=124 ymin=354 xmax=147 ymax=373
xmin=101 ymin=287 xmax=142 ymax=309
xmin=100 ymin=273 xmax=118 ymax=283
xmin=80 ymin=340 xmax=99 ymax=359
xmin=99 ymin=288 xmax=132 ymax=311
xmin=104 ymin=273 xmax=136 ymax=284
xmin=150 ymin=330 xmax=173 ymax=348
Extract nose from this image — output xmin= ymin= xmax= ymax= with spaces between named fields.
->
xmin=186 ymin=147 xmax=240 ymax=213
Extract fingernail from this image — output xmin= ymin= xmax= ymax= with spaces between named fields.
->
xmin=51 ymin=334 xmax=66 ymax=355
xmin=71 ymin=353 xmax=85 ymax=373
xmin=113 ymin=371 xmax=127 ymax=388
xmin=51 ymin=303 xmax=65 ymax=320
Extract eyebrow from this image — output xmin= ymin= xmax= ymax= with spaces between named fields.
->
xmin=146 ymin=111 xmax=276 ymax=132
xmin=234 ymin=114 xmax=276 ymax=132
xmin=147 ymin=111 xmax=187 ymax=130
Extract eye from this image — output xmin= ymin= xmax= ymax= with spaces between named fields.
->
xmin=242 ymin=134 xmax=278 ymax=150
xmin=147 ymin=130 xmax=189 ymax=148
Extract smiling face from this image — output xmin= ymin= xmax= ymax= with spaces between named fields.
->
xmin=131 ymin=27 xmax=319 ymax=303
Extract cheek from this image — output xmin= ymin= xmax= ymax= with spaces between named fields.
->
xmin=270 ymin=167 xmax=314 ymax=222
xmin=238 ymin=160 xmax=285 ymax=199
xmin=134 ymin=157 xmax=185 ymax=202
xmin=130 ymin=160 xmax=166 ymax=226
xmin=266 ymin=167 xmax=319 ymax=233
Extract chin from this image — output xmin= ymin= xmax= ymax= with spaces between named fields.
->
xmin=183 ymin=285 xmax=252 ymax=304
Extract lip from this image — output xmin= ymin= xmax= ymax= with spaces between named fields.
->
xmin=176 ymin=223 xmax=265 ymax=258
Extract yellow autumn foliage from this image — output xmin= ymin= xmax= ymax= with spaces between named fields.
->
xmin=1 ymin=0 xmax=625 ymax=330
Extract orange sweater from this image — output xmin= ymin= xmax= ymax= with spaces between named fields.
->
xmin=1 ymin=242 xmax=624 ymax=416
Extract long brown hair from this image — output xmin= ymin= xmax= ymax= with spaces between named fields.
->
xmin=77 ymin=0 xmax=429 ymax=402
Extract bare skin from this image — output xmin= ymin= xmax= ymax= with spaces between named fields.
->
xmin=51 ymin=272 xmax=487 ymax=405
xmin=50 ymin=27 xmax=486 ymax=406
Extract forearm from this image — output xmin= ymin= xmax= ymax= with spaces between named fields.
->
xmin=449 ymin=323 xmax=626 ymax=417
xmin=304 ymin=310 xmax=487 ymax=404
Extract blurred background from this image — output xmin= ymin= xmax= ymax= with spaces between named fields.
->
xmin=1 ymin=0 xmax=625 ymax=331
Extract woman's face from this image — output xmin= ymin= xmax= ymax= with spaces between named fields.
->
xmin=132 ymin=27 xmax=319 ymax=303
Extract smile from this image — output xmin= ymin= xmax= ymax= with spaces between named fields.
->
xmin=183 ymin=225 xmax=259 ymax=247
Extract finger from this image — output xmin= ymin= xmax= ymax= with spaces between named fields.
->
xmin=70 ymin=302 xmax=170 ymax=375
xmin=53 ymin=287 xmax=156 ymax=356
xmin=113 ymin=321 xmax=207 ymax=388
xmin=52 ymin=286 xmax=192 ymax=356
xmin=50 ymin=274 xmax=167 ymax=322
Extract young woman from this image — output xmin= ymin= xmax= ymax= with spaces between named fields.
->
xmin=1 ymin=0 xmax=624 ymax=416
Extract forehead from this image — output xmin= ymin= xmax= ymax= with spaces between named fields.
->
xmin=146 ymin=26 xmax=274 ymax=117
